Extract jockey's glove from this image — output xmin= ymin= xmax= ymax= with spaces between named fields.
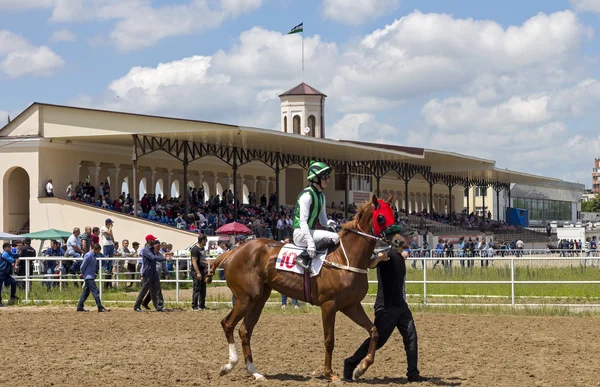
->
xmin=307 ymin=245 xmax=316 ymax=258
xmin=327 ymin=219 xmax=338 ymax=230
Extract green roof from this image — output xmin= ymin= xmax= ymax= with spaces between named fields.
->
xmin=20 ymin=228 xmax=72 ymax=240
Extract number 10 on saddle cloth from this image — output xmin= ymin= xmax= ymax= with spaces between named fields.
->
xmin=276 ymin=244 xmax=327 ymax=277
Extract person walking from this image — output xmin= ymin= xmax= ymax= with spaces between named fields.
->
xmin=191 ymin=234 xmax=208 ymax=311
xmin=76 ymin=244 xmax=108 ymax=312
xmin=1 ymin=242 xmax=21 ymax=307
xmin=134 ymin=235 xmax=170 ymax=312
xmin=343 ymin=231 xmax=429 ymax=382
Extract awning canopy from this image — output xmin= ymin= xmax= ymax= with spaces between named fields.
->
xmin=0 ymin=232 xmax=22 ymax=240
xmin=0 ymin=103 xmax=571 ymax=186
xmin=20 ymin=228 xmax=72 ymax=240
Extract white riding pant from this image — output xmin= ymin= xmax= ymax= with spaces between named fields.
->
xmin=293 ymin=229 xmax=340 ymax=249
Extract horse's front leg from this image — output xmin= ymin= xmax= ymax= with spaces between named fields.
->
xmin=320 ymin=300 xmax=340 ymax=384
xmin=341 ymin=303 xmax=378 ymax=380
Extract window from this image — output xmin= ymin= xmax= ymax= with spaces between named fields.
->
xmin=308 ymin=115 xmax=316 ymax=137
xmin=283 ymin=116 xmax=287 ymax=132
xmin=335 ymin=173 xmax=347 ymax=191
xmin=350 ymin=166 xmax=371 ymax=192
xmin=475 ymin=186 xmax=486 ymax=197
xmin=293 ymin=115 xmax=301 ymax=135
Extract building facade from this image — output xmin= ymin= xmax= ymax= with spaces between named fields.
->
xmin=593 ymin=158 xmax=600 ymax=194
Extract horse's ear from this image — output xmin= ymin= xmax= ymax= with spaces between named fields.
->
xmin=371 ymin=194 xmax=379 ymax=209
xmin=386 ymin=194 xmax=394 ymax=205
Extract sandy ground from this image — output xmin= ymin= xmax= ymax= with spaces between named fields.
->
xmin=1 ymin=307 xmax=599 ymax=387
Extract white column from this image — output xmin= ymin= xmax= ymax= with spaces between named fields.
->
xmin=87 ymin=166 xmax=101 ymax=189
xmin=166 ymin=171 xmax=174 ymax=199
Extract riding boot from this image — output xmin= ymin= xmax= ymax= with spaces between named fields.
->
xmin=314 ymin=238 xmax=337 ymax=252
xmin=295 ymin=251 xmax=311 ymax=269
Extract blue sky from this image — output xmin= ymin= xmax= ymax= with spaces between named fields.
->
xmin=1 ymin=0 xmax=600 ymax=187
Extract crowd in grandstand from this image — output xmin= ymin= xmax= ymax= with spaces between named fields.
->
xmin=402 ymin=209 xmax=521 ymax=233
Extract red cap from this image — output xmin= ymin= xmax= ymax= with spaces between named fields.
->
xmin=145 ymin=234 xmax=157 ymax=243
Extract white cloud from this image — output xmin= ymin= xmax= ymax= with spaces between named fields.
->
xmin=335 ymin=10 xmax=588 ymax=105
xmin=74 ymin=10 xmax=600 ymax=184
xmin=322 ymin=0 xmax=399 ymax=26
xmin=73 ymin=27 xmax=338 ymax=128
xmin=328 ymin=113 xmax=398 ymax=142
xmin=0 ymin=30 xmax=65 ymax=78
xmin=50 ymin=28 xmax=77 ymax=42
xmin=0 ymin=0 xmax=54 ymax=9
xmin=570 ymin=0 xmax=600 ymax=12
xmin=0 ymin=0 xmax=264 ymax=51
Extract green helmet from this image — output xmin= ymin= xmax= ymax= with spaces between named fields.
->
xmin=307 ymin=161 xmax=332 ymax=183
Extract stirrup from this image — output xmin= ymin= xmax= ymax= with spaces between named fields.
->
xmin=295 ymin=252 xmax=311 ymax=270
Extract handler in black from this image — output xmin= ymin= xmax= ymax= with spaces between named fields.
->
xmin=343 ymin=230 xmax=429 ymax=382
xmin=190 ymin=234 xmax=208 ymax=311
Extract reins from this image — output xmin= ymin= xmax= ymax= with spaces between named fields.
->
xmin=325 ymin=221 xmax=385 ymax=275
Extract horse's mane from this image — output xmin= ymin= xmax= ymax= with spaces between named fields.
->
xmin=340 ymin=200 xmax=373 ymax=236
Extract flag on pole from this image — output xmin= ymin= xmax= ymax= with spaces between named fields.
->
xmin=287 ymin=22 xmax=303 ymax=34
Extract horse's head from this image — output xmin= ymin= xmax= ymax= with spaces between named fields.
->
xmin=355 ymin=194 xmax=396 ymax=238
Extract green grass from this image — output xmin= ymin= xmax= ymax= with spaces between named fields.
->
xmin=11 ymin=264 xmax=600 ymax=310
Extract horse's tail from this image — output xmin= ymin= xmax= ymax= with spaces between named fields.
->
xmin=206 ymin=250 xmax=234 ymax=284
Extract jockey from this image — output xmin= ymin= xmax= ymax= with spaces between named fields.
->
xmin=293 ymin=160 xmax=340 ymax=269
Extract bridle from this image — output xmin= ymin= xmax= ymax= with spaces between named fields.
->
xmin=327 ymin=206 xmax=392 ymax=274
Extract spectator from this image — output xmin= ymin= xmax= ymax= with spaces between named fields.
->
xmin=119 ymin=239 xmax=137 ymax=288
xmin=281 ymin=294 xmax=299 ymax=309
xmin=66 ymin=182 xmax=74 ymax=200
xmin=45 ymin=179 xmax=54 ymax=197
xmin=1 ymin=242 xmax=21 ymax=307
xmin=65 ymin=227 xmax=84 ymax=287
xmin=44 ymin=240 xmax=64 ymax=290
xmin=134 ymin=235 xmax=171 ymax=312
xmin=80 ymin=226 xmax=93 ymax=253
xmin=17 ymin=237 xmax=36 ymax=288
xmin=100 ymin=219 xmax=115 ymax=289
xmin=191 ymin=234 xmax=208 ymax=311
xmin=76 ymin=244 xmax=108 ymax=313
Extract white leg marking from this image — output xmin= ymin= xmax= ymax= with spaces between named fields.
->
xmin=246 ymin=360 xmax=265 ymax=380
xmin=220 ymin=344 xmax=239 ymax=375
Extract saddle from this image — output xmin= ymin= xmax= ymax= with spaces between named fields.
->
xmin=272 ymin=244 xmax=328 ymax=304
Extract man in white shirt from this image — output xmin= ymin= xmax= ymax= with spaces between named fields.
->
xmin=64 ymin=227 xmax=84 ymax=287
xmin=118 ymin=239 xmax=137 ymax=287
xmin=516 ymin=239 xmax=524 ymax=257
xmin=100 ymin=219 xmax=115 ymax=289
xmin=45 ymin=179 xmax=54 ymax=197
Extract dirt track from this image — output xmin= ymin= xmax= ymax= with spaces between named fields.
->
xmin=1 ymin=307 xmax=599 ymax=387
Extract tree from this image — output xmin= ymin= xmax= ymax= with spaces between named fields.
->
xmin=582 ymin=193 xmax=600 ymax=212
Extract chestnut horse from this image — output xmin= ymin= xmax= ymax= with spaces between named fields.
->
xmin=207 ymin=194 xmax=396 ymax=383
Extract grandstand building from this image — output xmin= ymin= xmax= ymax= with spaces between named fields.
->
xmin=0 ymin=82 xmax=584 ymax=246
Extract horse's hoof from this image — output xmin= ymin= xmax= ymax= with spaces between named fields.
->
xmin=220 ymin=364 xmax=233 ymax=376
xmin=352 ymin=367 xmax=364 ymax=380
xmin=330 ymin=375 xmax=342 ymax=384
xmin=254 ymin=374 xmax=266 ymax=381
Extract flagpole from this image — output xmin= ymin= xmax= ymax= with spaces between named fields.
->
xmin=301 ymin=27 xmax=304 ymax=82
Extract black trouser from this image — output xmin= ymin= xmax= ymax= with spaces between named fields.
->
xmin=135 ymin=275 xmax=163 ymax=310
xmin=345 ymin=306 xmax=419 ymax=378
xmin=0 ymin=274 xmax=17 ymax=303
xmin=191 ymin=271 xmax=207 ymax=309
xmin=62 ymin=261 xmax=79 ymax=287
xmin=77 ymin=279 xmax=103 ymax=310
xmin=126 ymin=263 xmax=137 ymax=286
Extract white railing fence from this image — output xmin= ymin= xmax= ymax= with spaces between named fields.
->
xmin=8 ymin=249 xmax=600 ymax=309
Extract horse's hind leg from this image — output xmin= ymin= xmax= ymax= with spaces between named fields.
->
xmin=239 ymin=284 xmax=272 ymax=380
xmin=220 ymin=296 xmax=254 ymax=376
